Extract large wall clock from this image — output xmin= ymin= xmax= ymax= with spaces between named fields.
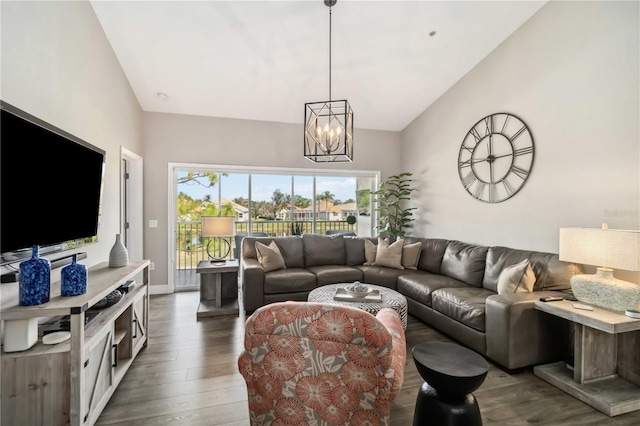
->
xmin=457 ymin=112 xmax=534 ymax=203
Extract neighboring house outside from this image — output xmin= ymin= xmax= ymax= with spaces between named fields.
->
xmin=277 ymin=201 xmax=357 ymax=222
xmin=333 ymin=202 xmax=357 ymax=221
xmin=206 ymin=198 xmax=249 ymax=221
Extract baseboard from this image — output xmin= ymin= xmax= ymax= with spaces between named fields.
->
xmin=149 ymin=284 xmax=172 ymax=295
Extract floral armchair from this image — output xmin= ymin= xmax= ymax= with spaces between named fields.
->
xmin=238 ymin=301 xmax=406 ymax=425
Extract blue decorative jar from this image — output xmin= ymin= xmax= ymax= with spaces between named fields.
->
xmin=19 ymin=245 xmax=51 ymax=306
xmin=61 ymin=254 xmax=87 ymax=296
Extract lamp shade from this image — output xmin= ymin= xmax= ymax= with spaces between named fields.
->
xmin=559 ymin=227 xmax=640 ymax=271
xmin=201 ymin=216 xmax=235 ymax=237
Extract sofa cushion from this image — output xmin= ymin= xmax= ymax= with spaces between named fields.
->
xmin=482 ymin=246 xmax=581 ymax=292
xmin=263 ymin=268 xmax=317 ymax=294
xmin=404 ymin=237 xmax=450 ymax=274
xmin=373 ymin=238 xmax=404 ymax=269
xmin=440 ymin=241 xmax=488 ymax=287
xmin=243 ymin=236 xmax=305 ymax=268
xmin=303 ymin=234 xmax=346 ymax=267
xmin=307 ymin=265 xmax=363 ymax=286
xmin=401 ymin=240 xmax=422 ymax=270
xmin=397 ymin=273 xmax=468 ymax=307
xmin=275 ymin=236 xmax=305 ymax=268
xmin=255 ymin=241 xmax=286 ymax=272
xmin=354 ymin=265 xmax=405 ymax=290
xmin=497 ymin=259 xmax=536 ymax=294
xmin=431 ymin=287 xmax=495 ymax=332
xmin=344 ymin=237 xmax=369 ymax=266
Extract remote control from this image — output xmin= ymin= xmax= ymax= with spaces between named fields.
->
xmin=540 ymin=296 xmax=563 ymax=302
xmin=572 ymin=303 xmax=593 ymax=311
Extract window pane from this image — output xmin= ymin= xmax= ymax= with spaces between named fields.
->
xmin=251 ymin=174 xmax=291 ymax=236
xmin=292 ymin=175 xmax=313 ymax=235
xmin=315 ymin=176 xmax=357 ymax=235
xmin=356 ymin=177 xmax=375 ymax=237
xmin=220 ymin=173 xmax=249 ymax=232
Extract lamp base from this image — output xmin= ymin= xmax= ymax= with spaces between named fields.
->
xmin=570 ymin=268 xmax=640 ymax=311
xmin=205 ymin=238 xmax=231 ymax=262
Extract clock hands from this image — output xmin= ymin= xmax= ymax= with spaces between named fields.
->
xmin=471 ymin=151 xmax=514 ymax=164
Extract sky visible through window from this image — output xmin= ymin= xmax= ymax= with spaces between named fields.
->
xmin=178 ymin=172 xmax=358 ymax=203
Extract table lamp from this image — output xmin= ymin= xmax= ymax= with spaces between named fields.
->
xmin=201 ymin=216 xmax=235 ymax=263
xmin=559 ymin=223 xmax=640 ymax=313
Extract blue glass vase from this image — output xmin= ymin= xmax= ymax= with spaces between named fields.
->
xmin=19 ymin=245 xmax=51 ymax=306
xmin=61 ymin=254 xmax=87 ymax=296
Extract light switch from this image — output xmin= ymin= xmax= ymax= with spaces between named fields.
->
xmin=149 ymin=220 xmax=158 ymax=228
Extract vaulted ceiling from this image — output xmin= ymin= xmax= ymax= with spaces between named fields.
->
xmin=91 ymin=1 xmax=546 ymax=131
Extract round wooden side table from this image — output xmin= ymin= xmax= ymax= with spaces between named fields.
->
xmin=412 ymin=341 xmax=489 ymax=426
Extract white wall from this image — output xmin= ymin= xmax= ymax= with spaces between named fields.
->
xmin=142 ymin=111 xmax=401 ymax=287
xmin=1 ymin=1 xmax=143 ymax=297
xmin=402 ymin=1 xmax=640 ymax=282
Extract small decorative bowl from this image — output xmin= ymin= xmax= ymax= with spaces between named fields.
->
xmin=345 ymin=282 xmax=371 ymax=296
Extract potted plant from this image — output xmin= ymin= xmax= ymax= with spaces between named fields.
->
xmin=373 ymin=172 xmax=417 ymax=239
xmin=290 ymin=222 xmax=304 ymax=236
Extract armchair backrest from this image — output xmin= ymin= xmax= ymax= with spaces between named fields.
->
xmin=238 ymin=301 xmax=403 ymax=425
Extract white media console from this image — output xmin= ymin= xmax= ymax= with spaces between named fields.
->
xmin=1 ymin=260 xmax=150 ymax=425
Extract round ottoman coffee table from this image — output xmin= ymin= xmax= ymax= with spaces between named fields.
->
xmin=412 ymin=341 xmax=488 ymax=426
xmin=308 ymin=283 xmax=408 ymax=330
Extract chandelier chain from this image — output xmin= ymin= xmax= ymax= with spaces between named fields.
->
xmin=329 ymin=6 xmax=332 ymax=101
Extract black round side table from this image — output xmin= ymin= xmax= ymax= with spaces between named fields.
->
xmin=412 ymin=341 xmax=489 ymax=426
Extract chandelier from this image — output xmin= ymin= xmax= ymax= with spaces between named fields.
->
xmin=304 ymin=0 xmax=354 ymax=163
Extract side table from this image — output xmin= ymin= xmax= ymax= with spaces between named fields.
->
xmin=195 ymin=259 xmax=239 ymax=319
xmin=534 ymin=300 xmax=640 ymax=416
xmin=412 ymin=341 xmax=488 ymax=426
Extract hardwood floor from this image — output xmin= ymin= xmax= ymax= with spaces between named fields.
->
xmin=98 ymin=291 xmax=640 ymax=425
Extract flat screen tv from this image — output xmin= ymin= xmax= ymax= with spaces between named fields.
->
xmin=1 ymin=101 xmax=106 ymax=264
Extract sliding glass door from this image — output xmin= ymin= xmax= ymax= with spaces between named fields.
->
xmin=171 ymin=165 xmax=378 ymax=290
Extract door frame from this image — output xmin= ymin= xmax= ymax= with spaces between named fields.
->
xmin=120 ymin=147 xmax=143 ymax=262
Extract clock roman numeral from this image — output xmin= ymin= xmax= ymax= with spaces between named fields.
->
xmin=470 ymin=127 xmax=483 ymax=143
xmin=510 ymin=165 xmax=530 ymax=180
xmin=503 ymin=179 xmax=515 ymax=196
xmin=462 ymin=171 xmax=476 ymax=189
xmin=459 ymin=158 xmax=472 ymax=169
xmin=489 ymin=184 xmax=497 ymax=203
xmin=484 ymin=116 xmax=493 ymax=136
xmin=501 ymin=115 xmax=510 ymax=134
xmin=514 ymin=146 xmax=533 ymax=156
xmin=509 ymin=126 xmax=527 ymax=142
xmin=460 ymin=143 xmax=474 ymax=153
xmin=474 ymin=182 xmax=486 ymax=200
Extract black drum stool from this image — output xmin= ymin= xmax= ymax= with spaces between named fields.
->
xmin=412 ymin=341 xmax=488 ymax=426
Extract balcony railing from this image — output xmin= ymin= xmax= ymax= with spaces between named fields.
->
xmin=175 ymin=220 xmax=356 ymax=272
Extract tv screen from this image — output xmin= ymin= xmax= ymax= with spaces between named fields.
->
xmin=1 ymin=101 xmax=105 ymax=261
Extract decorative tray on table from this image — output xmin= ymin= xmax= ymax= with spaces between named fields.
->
xmin=334 ymin=282 xmax=382 ymax=303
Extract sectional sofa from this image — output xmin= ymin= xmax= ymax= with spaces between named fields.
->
xmin=240 ymin=234 xmax=583 ymax=370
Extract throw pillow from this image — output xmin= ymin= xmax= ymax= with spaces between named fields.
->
xmin=497 ymin=259 xmax=536 ymax=294
xmin=373 ymin=237 xmax=404 ymax=269
xmin=255 ymin=241 xmax=286 ymax=273
xmin=363 ymin=239 xmax=377 ymax=265
xmin=401 ymin=241 xmax=422 ymax=270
